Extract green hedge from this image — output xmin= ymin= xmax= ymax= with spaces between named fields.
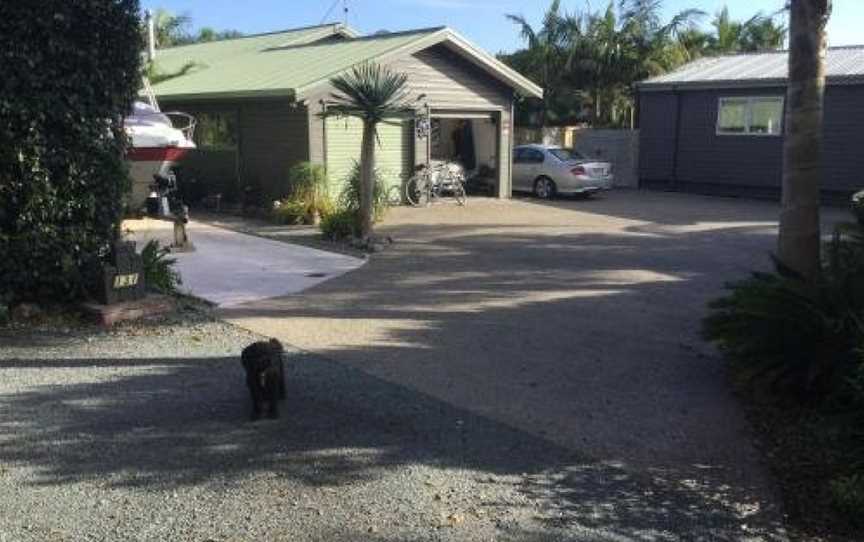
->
xmin=0 ymin=1 xmax=143 ymax=302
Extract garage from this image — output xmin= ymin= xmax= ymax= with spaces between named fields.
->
xmin=324 ymin=115 xmax=414 ymax=197
xmin=424 ymin=111 xmax=501 ymax=196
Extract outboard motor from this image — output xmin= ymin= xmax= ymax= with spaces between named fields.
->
xmin=147 ymin=172 xmax=179 ymax=217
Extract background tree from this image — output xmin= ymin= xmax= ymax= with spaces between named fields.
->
xmin=324 ymin=63 xmax=413 ymax=241
xmin=0 ymin=0 xmax=143 ymax=303
xmin=151 ymin=8 xmax=191 ymax=48
xmin=778 ymin=0 xmax=832 ymax=280
xmin=505 ymin=0 xmax=570 ymax=127
xmin=502 ymin=1 xmax=786 ymax=128
xmin=708 ymin=7 xmax=787 ymax=53
xmin=148 ymin=8 xmax=242 ymax=48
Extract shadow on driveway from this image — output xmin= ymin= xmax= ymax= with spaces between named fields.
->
xmin=0 ymin=351 xmax=785 ymax=540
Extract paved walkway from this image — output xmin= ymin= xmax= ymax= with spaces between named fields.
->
xmin=125 ymin=218 xmax=365 ymax=307
xmin=216 ymin=191 xmax=850 ymax=539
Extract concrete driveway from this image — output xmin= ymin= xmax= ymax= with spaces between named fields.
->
xmin=125 ymin=218 xmax=365 ymax=307
xmin=220 ymin=191 xmax=846 ymax=538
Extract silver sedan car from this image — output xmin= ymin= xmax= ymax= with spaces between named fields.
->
xmin=512 ymin=144 xmax=614 ymax=199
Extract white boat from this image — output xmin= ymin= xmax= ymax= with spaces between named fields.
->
xmin=124 ymin=100 xmax=196 ymax=210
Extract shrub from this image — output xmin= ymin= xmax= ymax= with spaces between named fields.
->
xmin=271 ymin=200 xmax=309 ymax=225
xmin=704 ymin=205 xmax=864 ymax=400
xmin=0 ymin=1 xmax=142 ymax=304
xmin=287 ymin=163 xmax=329 ymax=204
xmin=141 ymin=240 xmax=182 ymax=293
xmin=339 ymin=162 xmax=388 ymax=222
xmin=320 ymin=209 xmax=359 ymax=241
xmin=270 ymin=163 xmax=333 ymax=224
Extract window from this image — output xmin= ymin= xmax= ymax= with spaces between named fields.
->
xmin=514 ymin=148 xmax=547 ymax=164
xmin=513 ymin=148 xmax=526 ymax=163
xmin=195 ymin=111 xmax=238 ymax=149
xmin=549 ymin=148 xmax=584 ymax=161
xmin=716 ymin=96 xmax=784 ymax=136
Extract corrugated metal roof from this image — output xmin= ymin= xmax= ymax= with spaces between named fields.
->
xmin=150 ymin=25 xmax=543 ymax=101
xmin=152 ymin=28 xmax=442 ymax=100
xmin=152 ymin=23 xmax=353 ymax=76
xmin=640 ymin=46 xmax=864 ymax=90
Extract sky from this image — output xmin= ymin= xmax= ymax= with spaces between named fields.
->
xmin=141 ymin=0 xmax=863 ymax=54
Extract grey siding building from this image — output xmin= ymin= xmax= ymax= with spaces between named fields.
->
xmin=637 ymin=46 xmax=864 ymax=197
xmin=149 ymin=24 xmax=541 ymax=202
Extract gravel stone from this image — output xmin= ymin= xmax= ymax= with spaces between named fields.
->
xmin=0 ymin=233 xmax=794 ymax=542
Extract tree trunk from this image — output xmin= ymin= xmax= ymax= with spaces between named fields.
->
xmin=358 ymin=120 xmax=376 ymax=240
xmin=778 ymin=0 xmax=831 ymax=280
xmin=594 ymin=88 xmax=601 ymax=126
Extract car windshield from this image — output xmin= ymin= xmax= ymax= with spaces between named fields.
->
xmin=548 ymin=148 xmax=584 ymax=161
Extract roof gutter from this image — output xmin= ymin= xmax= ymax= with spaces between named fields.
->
xmin=154 ymin=88 xmax=297 ymax=102
xmin=638 ymin=74 xmax=864 ymax=92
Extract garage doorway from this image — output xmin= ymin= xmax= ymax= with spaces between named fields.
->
xmin=427 ymin=111 xmax=500 ymax=197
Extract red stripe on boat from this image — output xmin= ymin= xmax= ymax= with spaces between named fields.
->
xmin=126 ymin=147 xmax=191 ymax=162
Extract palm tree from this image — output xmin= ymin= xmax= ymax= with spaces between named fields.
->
xmin=151 ymin=9 xmax=191 ymax=48
xmin=711 ymin=6 xmax=745 ymax=53
xmin=325 ymin=63 xmax=413 ymax=240
xmin=740 ymin=14 xmax=787 ymax=51
xmin=778 ymin=0 xmax=832 ymax=280
xmin=506 ymin=0 xmax=569 ymax=127
xmin=708 ymin=7 xmax=787 ymax=54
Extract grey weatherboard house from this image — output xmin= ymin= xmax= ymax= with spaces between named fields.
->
xmin=637 ymin=46 xmax=864 ymax=197
xmin=149 ymin=23 xmax=543 ymax=201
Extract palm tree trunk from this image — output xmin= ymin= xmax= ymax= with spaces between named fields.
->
xmin=778 ymin=0 xmax=831 ymax=280
xmin=358 ymin=120 xmax=376 ymax=240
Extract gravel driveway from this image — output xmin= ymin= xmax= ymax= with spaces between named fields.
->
xmin=218 ymin=191 xmax=846 ymax=539
xmin=0 ymin=304 xmax=785 ymax=541
xmin=1 ymin=192 xmax=844 ymax=540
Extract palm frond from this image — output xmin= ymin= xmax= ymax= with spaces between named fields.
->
xmin=325 ymin=63 xmax=412 ymax=124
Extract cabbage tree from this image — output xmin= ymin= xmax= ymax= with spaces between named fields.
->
xmin=325 ymin=63 xmax=412 ymax=241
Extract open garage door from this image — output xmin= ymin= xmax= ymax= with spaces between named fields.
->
xmin=427 ymin=111 xmax=501 ymax=198
xmin=325 ymin=116 xmax=414 ymax=197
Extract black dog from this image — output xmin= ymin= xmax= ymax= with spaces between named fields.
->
xmin=241 ymin=338 xmax=286 ymax=420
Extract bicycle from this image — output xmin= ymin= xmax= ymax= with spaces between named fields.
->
xmin=405 ymin=162 xmax=467 ymax=207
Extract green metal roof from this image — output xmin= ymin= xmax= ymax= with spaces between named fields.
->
xmin=151 ymin=23 xmax=355 ymax=82
xmin=150 ymin=24 xmax=543 ymax=101
xmin=151 ymin=27 xmax=442 ymax=101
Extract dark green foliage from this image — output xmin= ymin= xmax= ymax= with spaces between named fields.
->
xmin=0 ymin=1 xmax=143 ymax=303
xmin=339 ymin=163 xmax=388 ymax=221
xmin=320 ymin=209 xmax=359 ymax=241
xmin=705 ymin=201 xmax=864 ymax=399
xmin=706 ymin=202 xmax=864 ymax=533
xmin=704 ymin=256 xmax=864 ymax=399
xmin=140 ymin=240 xmax=181 ymax=293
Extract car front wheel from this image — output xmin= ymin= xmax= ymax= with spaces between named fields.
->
xmin=534 ymin=177 xmax=556 ymax=200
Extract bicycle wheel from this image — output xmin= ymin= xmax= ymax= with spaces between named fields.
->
xmin=405 ymin=175 xmax=429 ymax=207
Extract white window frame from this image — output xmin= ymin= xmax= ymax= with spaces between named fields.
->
xmin=716 ymin=96 xmax=785 ymax=137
